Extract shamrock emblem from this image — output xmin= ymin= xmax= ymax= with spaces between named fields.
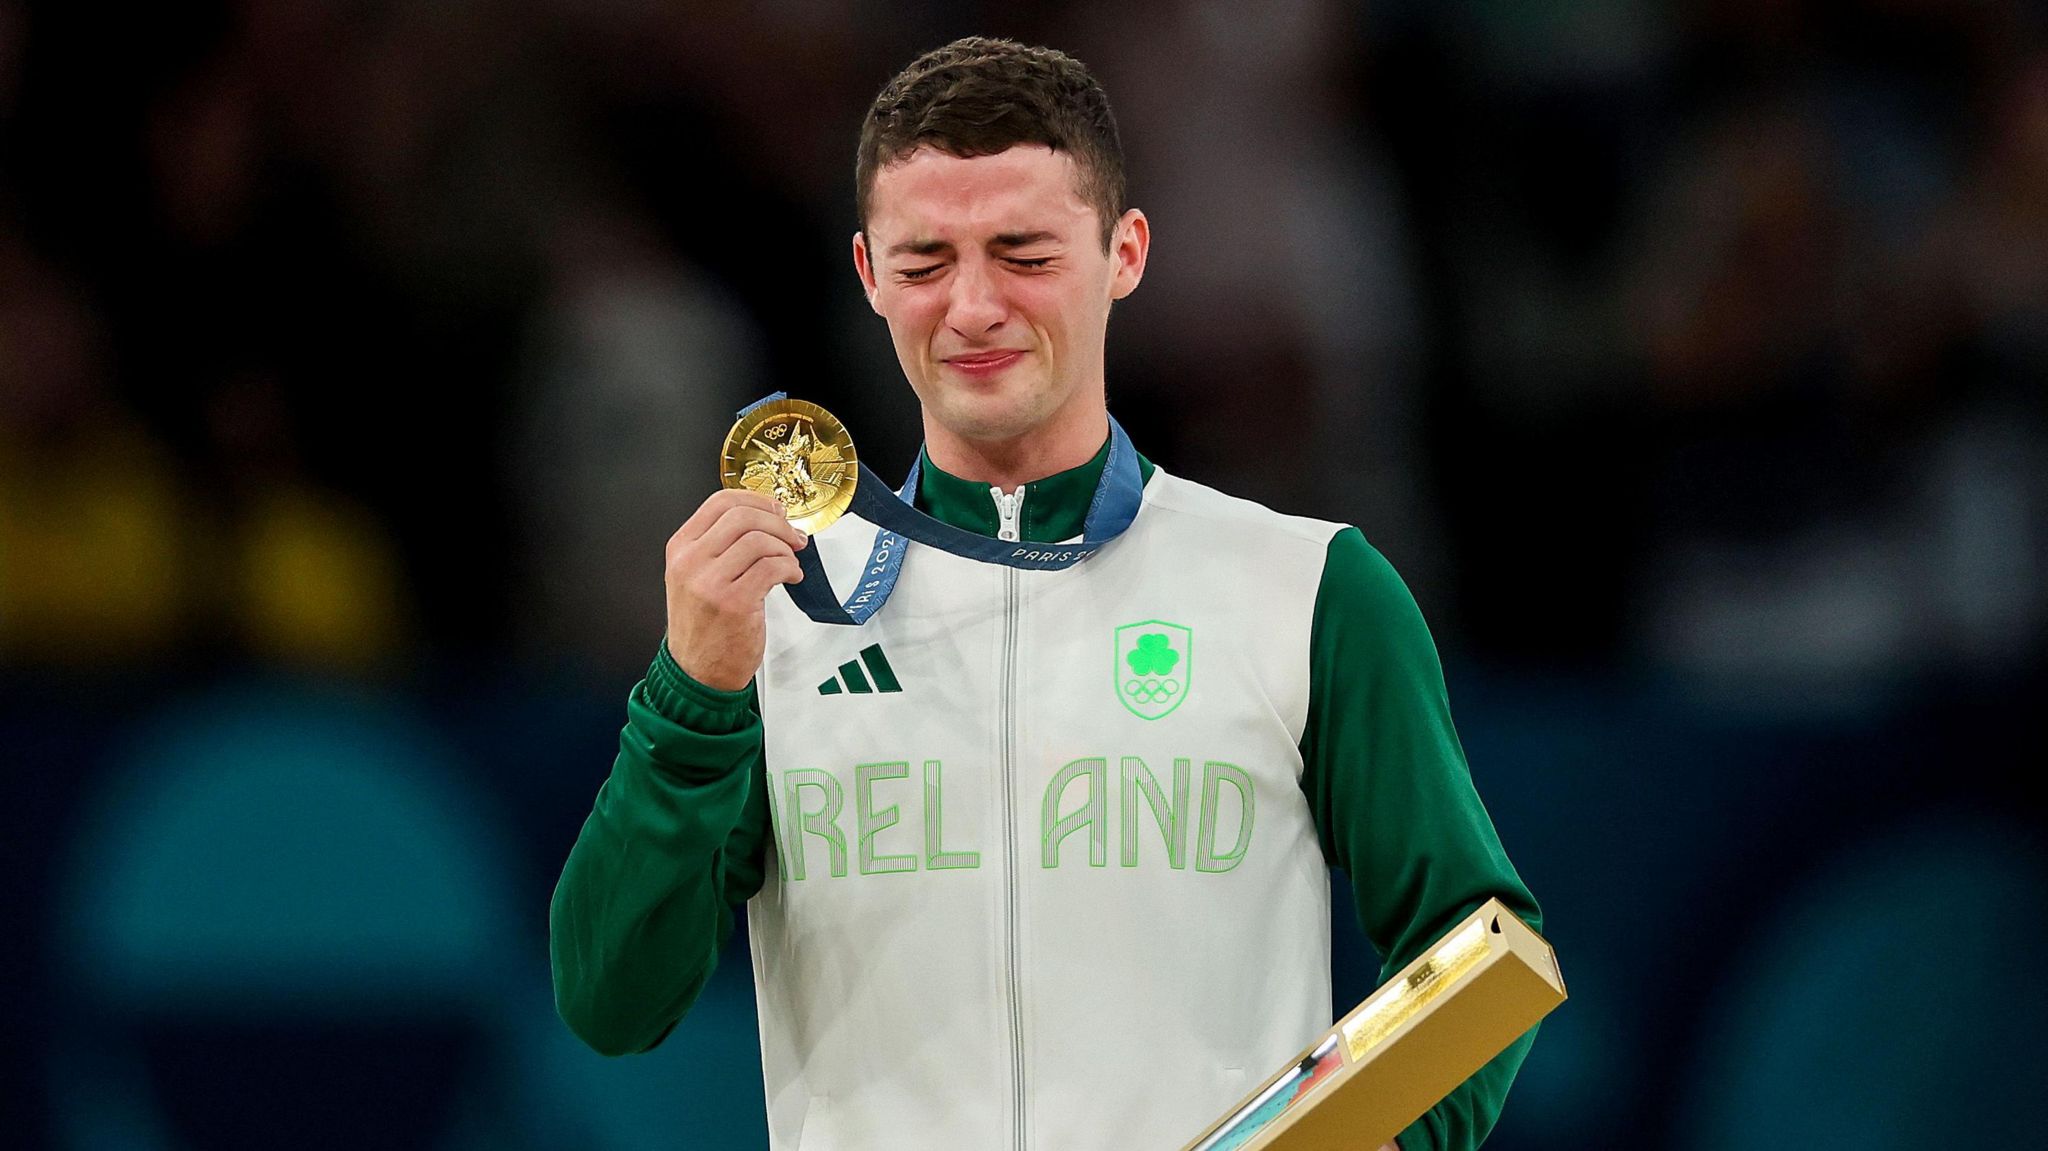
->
xmin=1126 ymin=633 xmax=1181 ymax=676
xmin=1114 ymin=621 xmax=1192 ymax=720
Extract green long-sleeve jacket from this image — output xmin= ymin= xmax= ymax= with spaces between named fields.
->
xmin=550 ymin=441 xmax=1543 ymax=1151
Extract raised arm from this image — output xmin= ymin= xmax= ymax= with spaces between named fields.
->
xmin=548 ymin=488 xmax=803 ymax=1055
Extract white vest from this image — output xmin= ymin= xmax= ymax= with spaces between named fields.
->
xmin=750 ymin=467 xmax=1344 ymax=1151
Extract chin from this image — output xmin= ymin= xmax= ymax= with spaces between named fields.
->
xmin=935 ymin=394 xmax=1049 ymax=444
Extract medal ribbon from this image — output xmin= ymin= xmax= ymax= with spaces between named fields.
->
xmin=733 ymin=392 xmax=1146 ymax=626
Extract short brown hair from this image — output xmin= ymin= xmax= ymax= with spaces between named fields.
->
xmin=856 ymin=37 xmax=1127 ymax=252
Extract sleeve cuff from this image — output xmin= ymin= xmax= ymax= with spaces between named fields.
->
xmin=641 ymin=641 xmax=756 ymax=734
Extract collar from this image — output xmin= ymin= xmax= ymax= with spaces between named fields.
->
xmin=912 ymin=433 xmax=1156 ymax=544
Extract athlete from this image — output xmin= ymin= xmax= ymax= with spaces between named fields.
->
xmin=551 ymin=37 xmax=1542 ymax=1151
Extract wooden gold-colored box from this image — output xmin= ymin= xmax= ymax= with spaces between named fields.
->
xmin=1179 ymin=898 xmax=1565 ymax=1151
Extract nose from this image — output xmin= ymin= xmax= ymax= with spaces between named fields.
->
xmin=944 ymin=257 xmax=1007 ymax=337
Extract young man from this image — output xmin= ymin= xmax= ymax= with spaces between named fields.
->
xmin=551 ymin=37 xmax=1541 ymax=1151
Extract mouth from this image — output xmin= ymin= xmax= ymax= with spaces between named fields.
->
xmin=942 ymin=349 xmax=1026 ymax=377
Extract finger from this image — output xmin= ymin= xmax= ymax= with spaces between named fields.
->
xmin=699 ymin=529 xmax=799 ymax=592
xmin=675 ymin=489 xmax=785 ymax=544
xmin=696 ymin=508 xmax=806 ymax=566
xmin=697 ymin=505 xmax=808 ymax=558
xmin=736 ymin=551 xmax=805 ymax=600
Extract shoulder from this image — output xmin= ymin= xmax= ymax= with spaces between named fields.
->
xmin=1138 ymin=467 xmax=1349 ymax=551
xmin=1310 ymin=526 xmax=1444 ymax=677
xmin=1318 ymin=525 xmax=1415 ymax=612
xmin=1141 ymin=472 xmax=1427 ymax=641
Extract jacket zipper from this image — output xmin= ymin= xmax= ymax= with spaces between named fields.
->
xmin=993 ymin=484 xmax=1026 ymax=1151
xmin=993 ymin=484 xmax=1025 ymax=542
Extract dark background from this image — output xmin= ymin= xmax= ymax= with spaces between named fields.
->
xmin=4 ymin=1 xmax=2045 ymax=1148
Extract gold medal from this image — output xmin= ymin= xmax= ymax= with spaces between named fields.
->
xmin=720 ymin=397 xmax=859 ymax=534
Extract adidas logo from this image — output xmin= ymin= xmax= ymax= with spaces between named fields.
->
xmin=817 ymin=644 xmax=903 ymax=695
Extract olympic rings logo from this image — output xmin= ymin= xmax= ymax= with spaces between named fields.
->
xmin=1122 ymin=678 xmax=1181 ymax=704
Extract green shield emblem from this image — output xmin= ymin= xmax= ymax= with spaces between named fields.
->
xmin=1114 ymin=620 xmax=1192 ymax=720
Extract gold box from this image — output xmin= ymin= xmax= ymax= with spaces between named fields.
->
xmin=1180 ymin=898 xmax=1565 ymax=1151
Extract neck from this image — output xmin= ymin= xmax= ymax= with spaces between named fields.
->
xmin=922 ymin=405 xmax=1110 ymax=491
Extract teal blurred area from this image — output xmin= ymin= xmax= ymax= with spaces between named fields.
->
xmin=60 ymin=685 xmax=514 ymax=1012
xmin=3 ymin=0 xmax=2045 ymax=1147
xmin=10 ymin=674 xmax=775 ymax=1149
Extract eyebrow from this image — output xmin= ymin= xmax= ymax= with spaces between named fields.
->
xmin=885 ymin=230 xmax=1062 ymax=257
xmin=991 ymin=230 xmax=1059 ymax=248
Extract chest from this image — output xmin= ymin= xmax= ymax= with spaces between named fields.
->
xmin=754 ymin=520 xmax=1320 ymax=886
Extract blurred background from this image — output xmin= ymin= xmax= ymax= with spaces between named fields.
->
xmin=4 ymin=0 xmax=2044 ymax=1147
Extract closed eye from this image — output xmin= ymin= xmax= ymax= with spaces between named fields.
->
xmin=899 ymin=257 xmax=1050 ymax=281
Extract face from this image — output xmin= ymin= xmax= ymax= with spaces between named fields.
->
xmin=854 ymin=145 xmax=1148 ymax=451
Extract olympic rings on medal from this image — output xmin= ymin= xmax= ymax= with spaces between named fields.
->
xmin=1122 ymin=678 xmax=1181 ymax=704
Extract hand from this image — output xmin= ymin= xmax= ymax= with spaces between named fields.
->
xmin=663 ymin=489 xmax=807 ymax=691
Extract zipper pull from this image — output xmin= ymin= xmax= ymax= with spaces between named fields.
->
xmin=990 ymin=484 xmax=1025 ymax=542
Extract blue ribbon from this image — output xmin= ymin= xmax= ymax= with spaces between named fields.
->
xmin=733 ymin=393 xmax=1145 ymax=626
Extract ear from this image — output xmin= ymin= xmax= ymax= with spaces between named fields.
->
xmin=1108 ymin=208 xmax=1149 ymax=301
xmin=852 ymin=230 xmax=882 ymax=314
